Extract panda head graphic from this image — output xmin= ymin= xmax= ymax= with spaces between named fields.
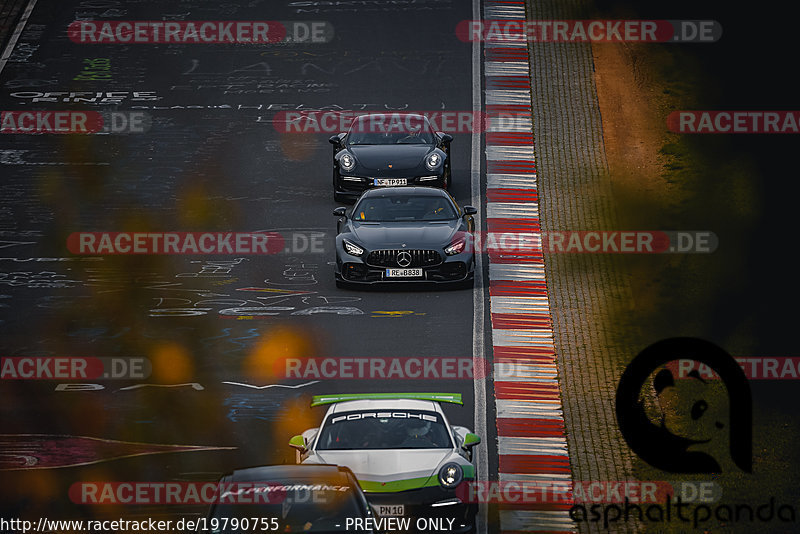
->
xmin=615 ymin=337 xmax=752 ymax=473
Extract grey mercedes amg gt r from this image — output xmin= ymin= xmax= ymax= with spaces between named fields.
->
xmin=333 ymin=187 xmax=476 ymax=287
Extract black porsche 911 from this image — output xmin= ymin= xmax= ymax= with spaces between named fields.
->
xmin=333 ymin=187 xmax=476 ymax=287
xmin=329 ymin=113 xmax=453 ymax=202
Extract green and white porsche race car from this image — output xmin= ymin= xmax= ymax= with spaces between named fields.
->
xmin=289 ymin=393 xmax=481 ymax=533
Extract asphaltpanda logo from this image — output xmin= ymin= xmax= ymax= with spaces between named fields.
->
xmin=615 ymin=337 xmax=752 ymax=473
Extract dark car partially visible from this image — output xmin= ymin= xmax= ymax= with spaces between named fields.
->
xmin=329 ymin=113 xmax=453 ymax=202
xmin=201 ymin=464 xmax=375 ymax=534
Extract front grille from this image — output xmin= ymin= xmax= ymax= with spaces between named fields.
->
xmin=366 ymin=249 xmax=442 ymax=268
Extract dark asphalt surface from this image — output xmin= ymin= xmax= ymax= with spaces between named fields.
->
xmin=0 ymin=0 xmax=491 ymax=524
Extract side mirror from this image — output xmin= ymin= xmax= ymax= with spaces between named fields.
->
xmin=462 ymin=433 xmax=481 ymax=449
xmin=329 ymin=133 xmax=344 ymax=145
xmin=438 ymin=132 xmax=453 ymax=143
xmin=333 ymin=207 xmax=347 ymax=217
xmin=463 ymin=206 xmax=477 ymax=216
xmin=289 ymin=435 xmax=306 ymax=451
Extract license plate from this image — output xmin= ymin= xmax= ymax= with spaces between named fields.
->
xmin=385 ymin=268 xmax=422 ymax=278
xmin=377 ymin=504 xmax=405 ymax=517
xmin=374 ymin=178 xmax=407 ymax=186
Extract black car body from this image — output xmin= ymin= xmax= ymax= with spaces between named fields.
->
xmin=330 ymin=113 xmax=453 ymax=202
xmin=334 ymin=187 xmax=476 ymax=287
xmin=201 ymin=464 xmax=375 ymax=534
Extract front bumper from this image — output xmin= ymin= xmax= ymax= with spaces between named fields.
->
xmin=335 ymin=250 xmax=474 ymax=285
xmin=365 ymin=486 xmax=476 ymax=534
xmin=335 ymin=173 xmax=445 ymax=198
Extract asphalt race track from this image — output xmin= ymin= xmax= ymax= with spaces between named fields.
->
xmin=0 ymin=0 xmax=492 ymax=526
xmin=3 ymin=1 xmax=799 ymax=534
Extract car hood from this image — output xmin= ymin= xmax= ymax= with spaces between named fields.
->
xmin=350 ymin=221 xmax=460 ymax=248
xmin=348 ymin=144 xmax=433 ymax=171
xmin=304 ymin=449 xmax=455 ymax=488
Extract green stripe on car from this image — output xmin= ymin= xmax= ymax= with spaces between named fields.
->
xmin=311 ymin=392 xmax=463 ymax=407
xmin=358 ymin=476 xmax=441 ymax=493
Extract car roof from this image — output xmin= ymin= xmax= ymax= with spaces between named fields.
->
xmin=327 ymin=398 xmax=445 ymax=413
xmin=224 ymin=464 xmax=355 ymax=483
xmin=359 ymin=186 xmax=450 ymax=199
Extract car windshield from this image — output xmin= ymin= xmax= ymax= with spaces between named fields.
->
xmin=347 ymin=115 xmax=435 ymax=145
xmin=316 ymin=410 xmax=453 ymax=450
xmin=352 ymin=195 xmax=457 ymax=222
xmin=209 ymin=476 xmax=365 ymax=533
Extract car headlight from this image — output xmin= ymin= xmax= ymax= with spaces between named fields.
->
xmin=340 ymin=152 xmax=356 ymax=171
xmin=425 ymin=152 xmax=442 ymax=170
xmin=438 ymin=463 xmax=463 ymax=488
xmin=342 ymin=239 xmax=364 ymax=256
xmin=445 ymin=238 xmax=466 ymax=256
xmin=418 ymin=175 xmax=439 ymax=181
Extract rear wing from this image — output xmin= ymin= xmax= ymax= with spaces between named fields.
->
xmin=311 ymin=392 xmax=463 ymax=407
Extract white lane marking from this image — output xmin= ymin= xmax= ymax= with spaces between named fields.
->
xmin=483 ymin=4 xmax=526 ymax=18
xmin=499 ymin=435 xmax=569 ymax=452
xmin=487 ymin=173 xmax=538 ymax=188
xmin=496 ymin=399 xmax=564 ymax=419
xmin=493 ymin=330 xmax=555 ymax=348
xmin=489 ymin=264 xmax=547 ymax=281
xmin=494 ymin=364 xmax=558 ymax=382
xmin=485 ymin=61 xmax=531 ymax=76
xmin=485 ymin=145 xmax=536 ymax=160
xmin=0 ymin=0 xmax=39 ymax=77
xmin=471 ymin=1 xmax=488 ymax=533
xmin=483 ymin=231 xmax=542 ymax=242
xmin=486 ymin=202 xmax=539 ymax=218
xmin=485 ymin=89 xmax=532 ymax=105
xmin=491 ymin=295 xmax=552 ymax=313
xmin=485 ymin=37 xmax=528 ymax=48
xmin=485 ymin=114 xmax=533 ymax=132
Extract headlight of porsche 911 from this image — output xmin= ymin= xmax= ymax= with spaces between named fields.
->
xmin=438 ymin=463 xmax=463 ymax=488
xmin=340 ymin=152 xmax=356 ymax=171
xmin=445 ymin=238 xmax=467 ymax=255
xmin=342 ymin=239 xmax=364 ymax=256
xmin=425 ymin=152 xmax=442 ymax=170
